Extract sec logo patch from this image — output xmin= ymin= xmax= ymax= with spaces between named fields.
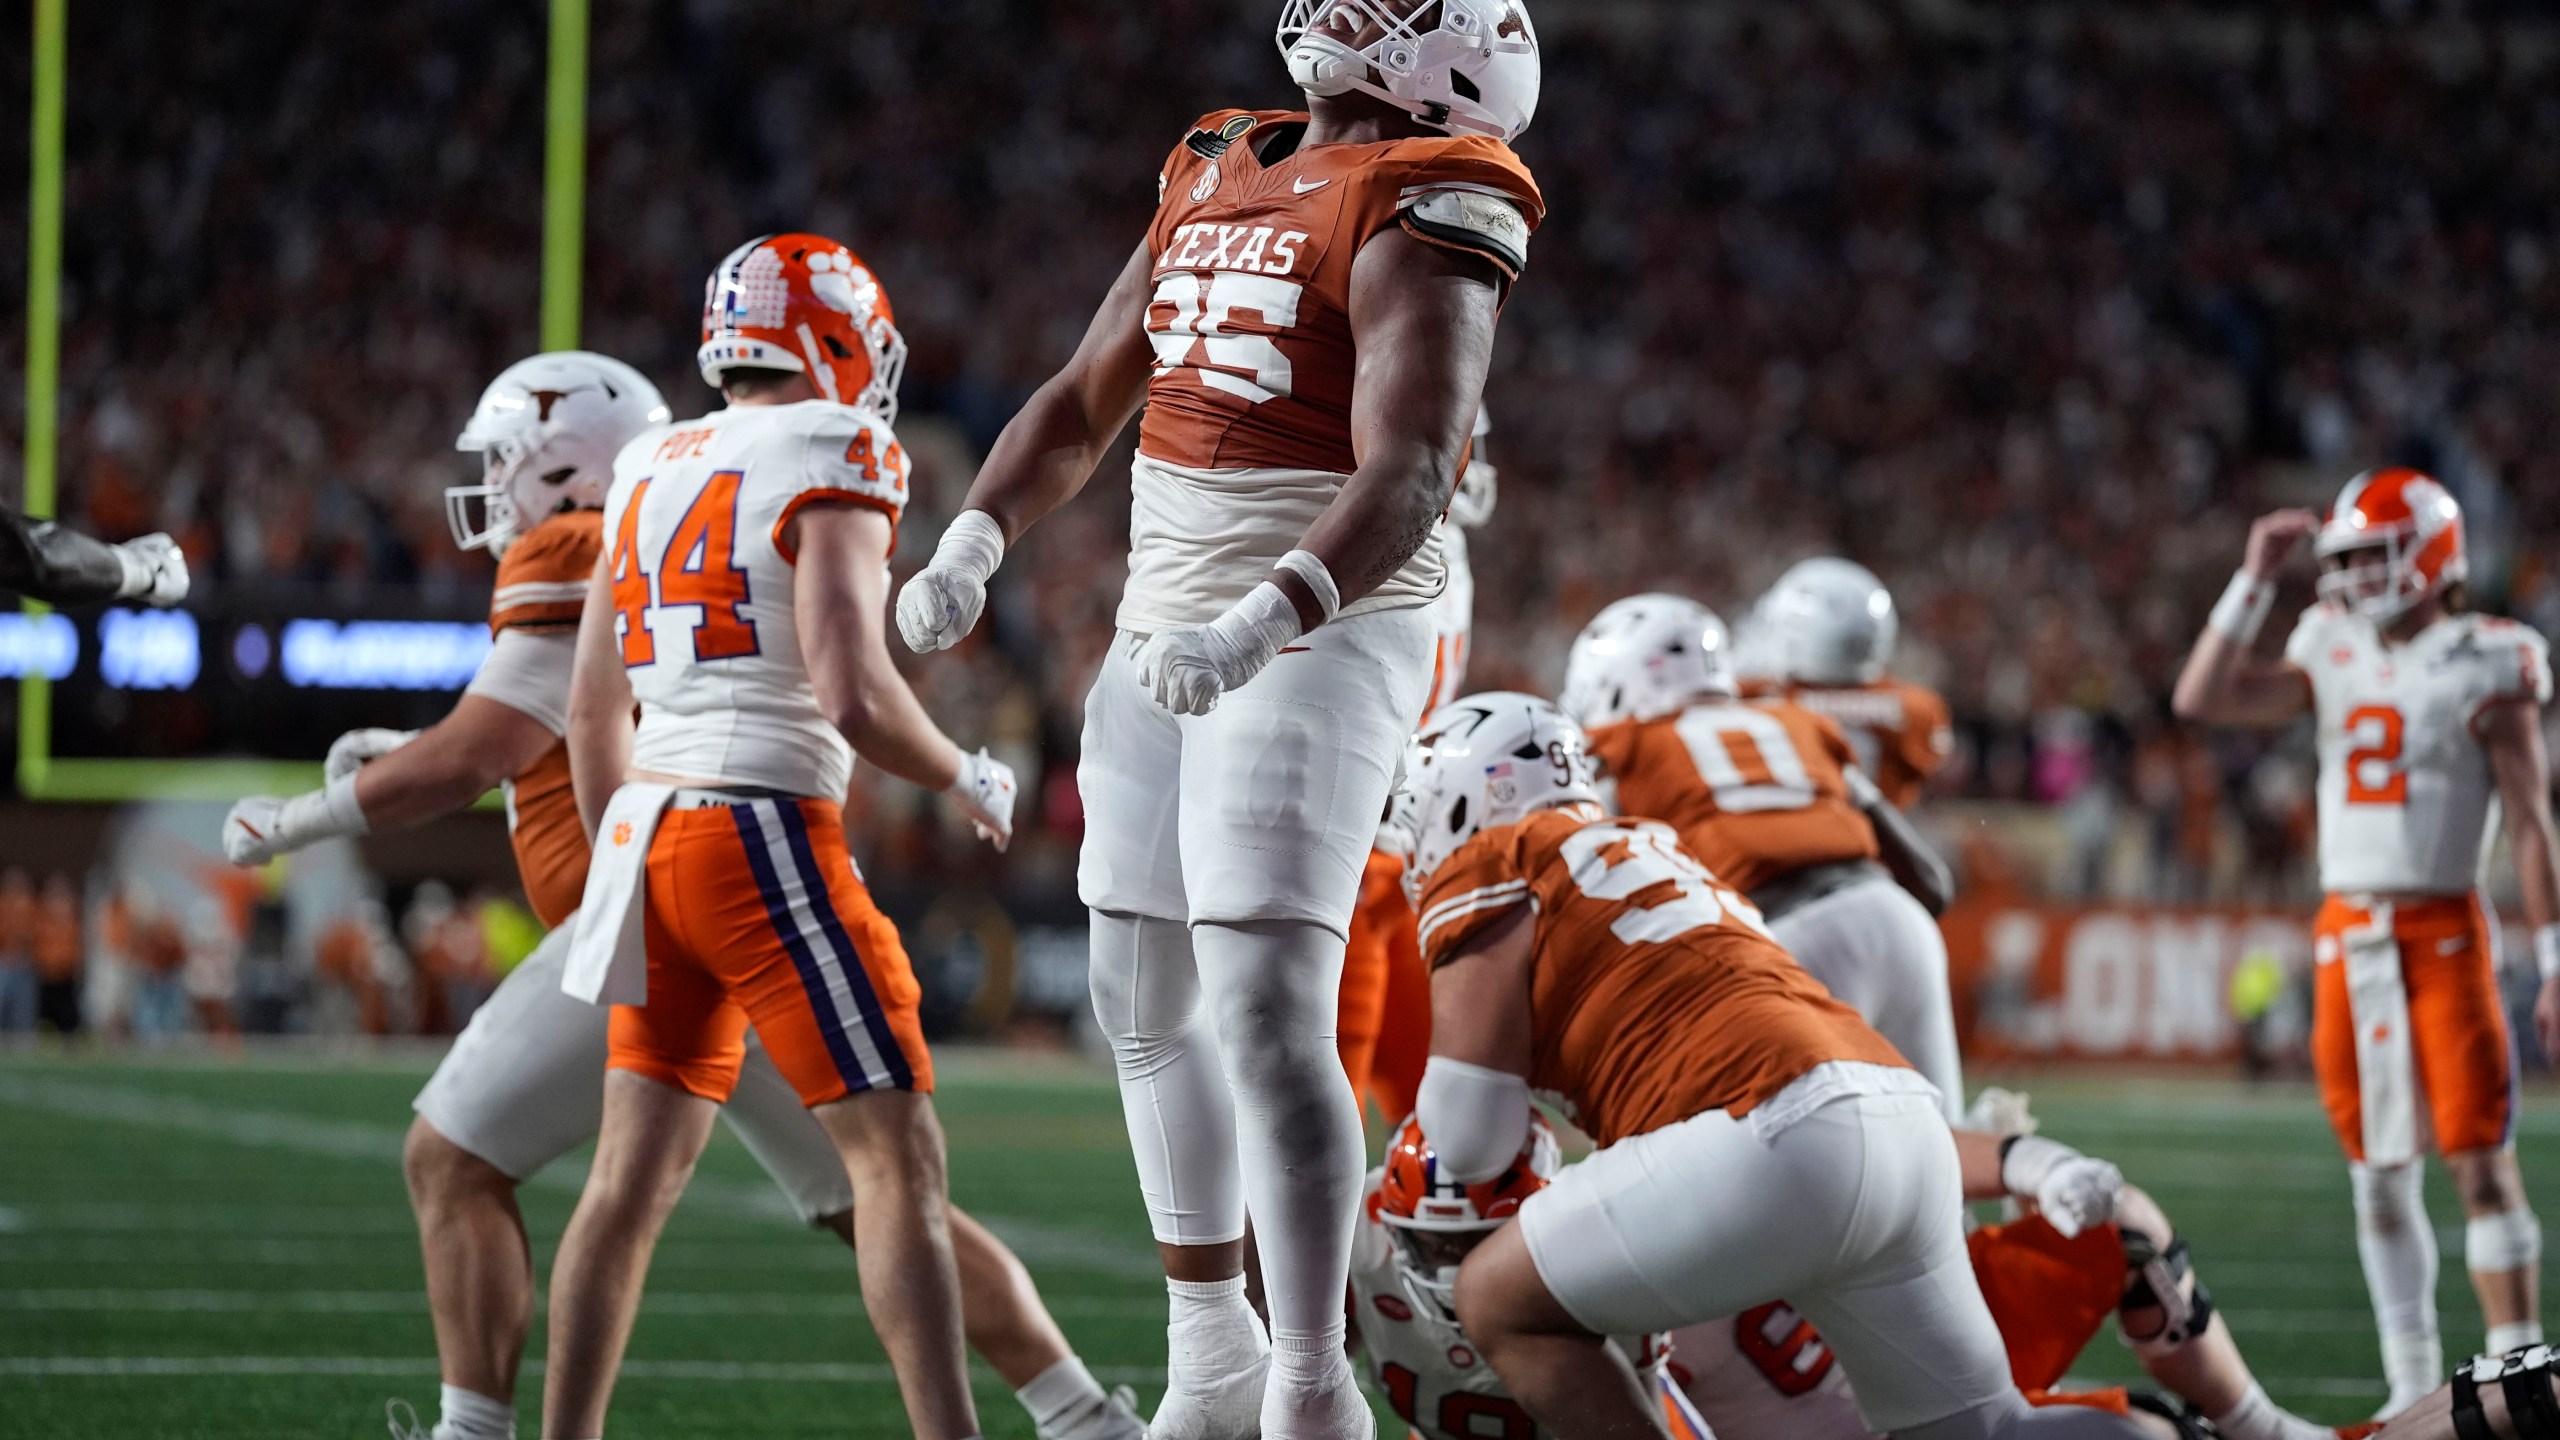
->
xmin=1372 ymin=1294 xmax=1412 ymax=1322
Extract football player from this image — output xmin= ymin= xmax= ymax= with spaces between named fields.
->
xmin=0 ymin=508 xmax=186 ymax=607
xmin=224 ymin=346 xmax=1133 ymax=1440
xmin=1748 ymin=558 xmax=1954 ymax=809
xmin=528 ymin=233 xmax=1088 ymax=1440
xmin=2174 ymin=469 xmax=2556 ymax=1415
xmin=895 ymin=5 xmax=1544 ymax=1435
xmin=2365 ymin=1345 xmax=2560 ymax=1438
xmin=1561 ymin=594 xmax=1963 ymax=1115
xmin=1397 ymin=691 xmax=2146 ymax=1440
xmin=1340 ymin=410 xmax=1499 ymax=1126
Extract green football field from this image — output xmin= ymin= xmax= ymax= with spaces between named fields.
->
xmin=0 ymin=1050 xmax=2550 ymax=1439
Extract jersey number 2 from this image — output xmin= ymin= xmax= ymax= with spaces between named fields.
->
xmin=2343 ymin=704 xmax=2406 ymax=805
xmin=610 ymin=472 xmax=761 ymax=667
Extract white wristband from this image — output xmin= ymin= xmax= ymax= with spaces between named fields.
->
xmin=2536 ymin=925 xmax=2560 ymax=984
xmin=277 ymin=773 xmax=371 ymax=849
xmin=2209 ymin=570 xmax=2277 ymax=643
xmin=931 ymin=509 xmax=1006 ymax=585
xmin=1273 ymin=549 xmax=1341 ymax=627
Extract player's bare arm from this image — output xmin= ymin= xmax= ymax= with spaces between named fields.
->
xmin=343 ymin=697 xmax=555 ymax=832
xmin=2171 ymin=508 xmax=2320 ymax=727
xmin=1418 ymin=904 xmax=1537 ymax=1183
xmin=1849 ymin=766 xmax=1954 ymax=916
xmin=894 ymin=244 xmax=1155 ymax=654
xmin=566 ymin=560 xmax=639 ymax=841
xmin=2480 ymin=699 xmax=2560 ymax=1057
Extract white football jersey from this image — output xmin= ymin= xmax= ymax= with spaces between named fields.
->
xmin=1669 ymin=1309 xmax=1877 ymax=1440
xmin=602 ymin=400 xmax=911 ymax=801
xmin=2283 ymin=607 xmax=2552 ymax=895
xmin=1350 ymin=1182 xmax=1665 ymax=1440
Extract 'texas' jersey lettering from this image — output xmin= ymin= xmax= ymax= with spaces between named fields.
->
xmin=1139 ymin=108 xmax=1543 ymax=476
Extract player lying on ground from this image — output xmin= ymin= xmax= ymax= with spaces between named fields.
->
xmin=1560 ymin=593 xmax=1962 ymax=1114
xmin=1351 ymin=1102 xmax=2347 ymax=1440
xmin=896 ymin=3 xmax=1545 ymax=1435
xmin=1396 ymin=690 xmax=2147 ymax=1440
xmin=0 ymin=506 xmax=186 ymax=607
xmin=223 ymin=346 xmax=1130 ymax=1440
xmin=2173 ymin=467 xmax=2556 ymax=1416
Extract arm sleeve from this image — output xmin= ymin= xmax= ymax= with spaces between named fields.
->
xmin=773 ymin=413 xmax=912 ymax=563
xmin=0 ymin=511 xmax=128 ymax=607
xmin=463 ymin=629 xmax=576 ymax=737
xmin=1414 ymin=832 xmax=1535 ymax=966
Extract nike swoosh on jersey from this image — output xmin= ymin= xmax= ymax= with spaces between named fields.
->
xmin=1293 ymin=178 xmax=1330 ymax=194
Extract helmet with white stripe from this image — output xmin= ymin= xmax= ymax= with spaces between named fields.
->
xmin=1761 ymin=557 xmax=1898 ymax=686
xmin=1278 ymin=0 xmax=1542 ymax=143
xmin=1394 ymin=691 xmax=1598 ymax=900
xmin=1557 ymin=593 xmax=1732 ymax=730
xmin=448 ymin=351 xmax=669 ymax=556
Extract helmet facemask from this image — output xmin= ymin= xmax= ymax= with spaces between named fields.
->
xmin=2315 ymin=541 xmax=2405 ymax=619
xmin=1380 ymin=1217 xmax=1493 ymax=1323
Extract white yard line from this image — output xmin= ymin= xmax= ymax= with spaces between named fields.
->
xmin=0 ymin=1074 xmax=1157 ymax=1278
xmin=0 ymin=1355 xmax=1168 ymax=1384
xmin=0 ymin=1287 xmax=1158 ymax=1320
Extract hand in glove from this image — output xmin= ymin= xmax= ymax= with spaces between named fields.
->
xmin=324 ymin=728 xmax=420 ymax=784
xmin=1132 ymin=582 xmax=1302 ymax=717
xmin=2001 ymin=1135 xmax=2123 ymax=1239
xmin=114 ymin=533 xmax=190 ymax=607
xmin=222 ymin=776 xmax=368 ymax=867
xmin=946 ymin=748 xmax=1018 ymax=851
xmin=896 ymin=511 xmax=1004 ymax=653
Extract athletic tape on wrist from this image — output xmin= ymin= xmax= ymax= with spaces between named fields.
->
xmin=2537 ymin=925 xmax=2560 ymax=984
xmin=935 ymin=509 xmax=1007 ymax=583
xmin=2000 ymin=1134 xmax=2079 ymax=1197
xmin=2209 ymin=569 xmax=2276 ymax=643
xmin=1274 ymin=549 xmax=1341 ymax=626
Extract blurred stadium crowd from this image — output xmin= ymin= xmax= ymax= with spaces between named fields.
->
xmin=5 ymin=0 xmax=2559 ymax=916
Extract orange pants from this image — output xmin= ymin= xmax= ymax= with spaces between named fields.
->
xmin=1969 ymin=1215 xmax=2127 ymax=1393
xmin=608 ymin=797 xmax=932 ymax=1107
xmin=2311 ymin=892 xmax=2513 ymax=1162
xmin=1339 ymin=850 xmax=1432 ymax=1122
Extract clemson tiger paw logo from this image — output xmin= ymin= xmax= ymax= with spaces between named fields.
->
xmin=612 ymin=821 xmax=635 ymax=847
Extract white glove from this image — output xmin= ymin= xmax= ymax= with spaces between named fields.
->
xmin=1133 ymin=582 xmax=1302 ymax=717
xmin=2002 ymin=1135 xmax=2122 ymax=1239
xmin=113 ymin=533 xmax=190 ymax=606
xmin=1960 ymin=1084 xmax=2039 ymax=1140
xmin=946 ymin=747 xmax=1018 ymax=851
xmin=324 ymin=728 xmax=420 ymax=784
xmin=896 ymin=510 xmax=1005 ymax=653
xmin=222 ymin=775 xmax=368 ymax=867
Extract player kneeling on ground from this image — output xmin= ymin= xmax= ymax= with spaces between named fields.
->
xmin=1390 ymin=691 xmax=2147 ymax=1440
xmin=225 ymin=340 xmax=1132 ymax=1440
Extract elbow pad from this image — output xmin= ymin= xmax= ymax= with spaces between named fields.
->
xmin=1417 ymin=1056 xmax=1532 ymax=1184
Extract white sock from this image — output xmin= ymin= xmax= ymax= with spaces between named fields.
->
xmin=1166 ymin=1275 xmax=1267 ymax=1386
xmin=2210 ymin=1382 xmax=2334 ymax=1440
xmin=432 ymin=1385 xmax=514 ymax=1440
xmin=2490 ymin=1321 xmax=2546 ymax=1354
xmin=1269 ymin=1326 xmax=1351 ymax=1390
xmin=1017 ymin=1355 xmax=1126 ymax=1440
xmin=2351 ymin=1161 xmax=2441 ymax=1404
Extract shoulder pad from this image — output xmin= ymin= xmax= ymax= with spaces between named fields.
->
xmin=1399 ymin=188 xmax=1531 ymax=277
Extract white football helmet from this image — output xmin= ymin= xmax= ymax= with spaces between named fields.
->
xmin=1396 ymin=691 xmax=1598 ymax=898
xmin=448 ymin=352 xmax=670 ymax=556
xmin=1762 ymin=557 xmax=1897 ymax=686
xmin=1558 ymin=594 xmax=1733 ymax=730
xmin=1278 ymin=0 xmax=1541 ymax=143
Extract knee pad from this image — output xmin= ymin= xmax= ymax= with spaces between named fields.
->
xmin=2468 ymin=1207 xmax=2544 ymax=1275
xmin=2118 ymin=1232 xmax=2215 ymax=1358
xmin=2452 ymin=1344 xmax=2560 ymax=1440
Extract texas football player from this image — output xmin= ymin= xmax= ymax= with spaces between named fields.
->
xmin=2174 ymin=469 xmax=2556 ymax=1415
xmin=896 ymin=4 xmax=1544 ymax=1435
xmin=1749 ymin=558 xmax=1954 ymax=809
xmin=1398 ymin=691 xmax=2145 ymax=1440
xmin=1562 ymin=594 xmax=1963 ymax=1115
xmin=226 ymin=345 xmax=1132 ymax=1440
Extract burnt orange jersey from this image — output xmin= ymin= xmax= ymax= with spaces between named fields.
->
xmin=489 ymin=511 xmax=599 ymax=928
xmin=1415 ymin=807 xmax=1906 ymax=1147
xmin=1763 ymin=678 xmax=1952 ymax=810
xmin=1586 ymin=700 xmax=1878 ymax=896
xmin=1139 ymin=109 xmax=1542 ymax=476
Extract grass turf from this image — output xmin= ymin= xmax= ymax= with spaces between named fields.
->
xmin=0 ymin=1050 xmax=2547 ymax=1437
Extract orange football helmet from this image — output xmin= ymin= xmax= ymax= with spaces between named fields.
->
xmin=2314 ymin=467 xmax=2466 ymax=621
xmin=1373 ymin=1110 xmax=1560 ymax=1318
xmin=698 ymin=233 xmax=907 ymax=422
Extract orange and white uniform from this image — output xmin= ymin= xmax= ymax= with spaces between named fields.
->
xmin=482 ymin=513 xmax=603 ymax=928
xmin=1751 ymin=677 xmax=1953 ymax=810
xmin=1079 ymin=109 xmax=1542 ymax=939
xmin=1587 ymin=699 xmax=1963 ymax=1116
xmin=571 ymin=399 xmax=930 ymax=1111
xmin=2283 ymin=605 xmax=2552 ymax=1163
xmin=1416 ymin=807 xmax=2045 ymax=1435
